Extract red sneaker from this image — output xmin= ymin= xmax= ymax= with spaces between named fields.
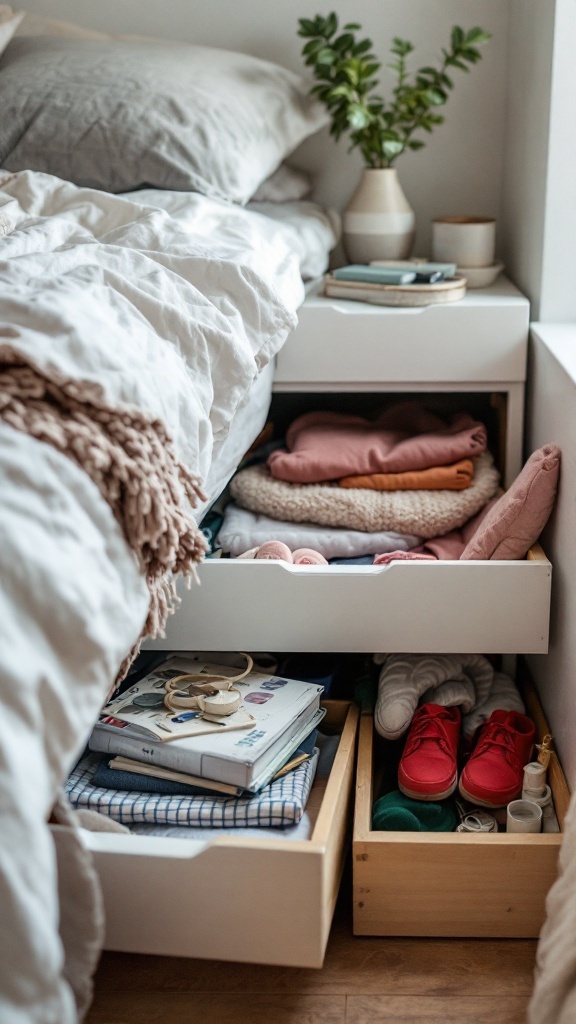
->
xmin=459 ymin=710 xmax=536 ymax=808
xmin=398 ymin=703 xmax=461 ymax=801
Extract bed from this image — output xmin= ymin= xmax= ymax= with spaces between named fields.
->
xmin=0 ymin=13 xmax=338 ymax=1022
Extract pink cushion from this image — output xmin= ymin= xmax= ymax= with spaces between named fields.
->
xmin=461 ymin=444 xmax=561 ymax=560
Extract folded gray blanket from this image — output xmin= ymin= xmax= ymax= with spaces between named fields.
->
xmin=217 ymin=503 xmax=423 ymax=558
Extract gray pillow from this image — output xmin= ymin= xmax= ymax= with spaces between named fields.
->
xmin=0 ymin=37 xmax=327 ymax=201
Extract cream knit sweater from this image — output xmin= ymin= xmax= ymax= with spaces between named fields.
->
xmin=231 ymin=453 xmax=500 ymax=538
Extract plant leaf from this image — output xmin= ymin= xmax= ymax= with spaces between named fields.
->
xmin=424 ymin=88 xmax=447 ymax=106
xmin=465 ymin=27 xmax=492 ymax=45
xmin=382 ymin=138 xmax=404 ymax=159
xmin=353 ymin=38 xmax=373 ymax=56
xmin=316 ymin=47 xmax=337 ymax=66
xmin=302 ymin=38 xmax=324 ymax=57
xmin=347 ymin=103 xmax=371 ymax=129
xmin=334 ymin=33 xmax=355 ymax=52
xmin=328 ymin=83 xmax=355 ymax=100
xmin=297 ymin=18 xmax=318 ymax=36
xmin=325 ymin=11 xmax=338 ymax=38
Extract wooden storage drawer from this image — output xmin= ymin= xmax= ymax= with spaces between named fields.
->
xmin=82 ymin=701 xmax=358 ymax=968
xmin=149 ymin=546 xmax=551 ymax=655
xmin=353 ymin=684 xmax=568 ymax=939
xmin=275 ymin=279 xmax=529 ymax=388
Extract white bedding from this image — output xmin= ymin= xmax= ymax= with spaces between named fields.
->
xmin=0 ymin=170 xmax=337 ymax=1023
xmin=0 ymin=173 xmax=336 ymax=484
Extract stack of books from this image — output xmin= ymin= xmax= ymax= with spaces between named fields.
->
xmin=89 ymin=654 xmax=325 ymax=795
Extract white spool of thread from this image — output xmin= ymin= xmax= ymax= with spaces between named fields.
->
xmin=523 ymin=761 xmax=547 ymax=796
xmin=521 ymin=786 xmax=560 ymax=834
xmin=522 ymin=784 xmax=552 ymax=807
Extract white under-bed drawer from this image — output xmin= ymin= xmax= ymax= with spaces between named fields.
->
xmin=82 ymin=701 xmax=357 ymax=968
xmin=149 ymin=546 xmax=551 ymax=654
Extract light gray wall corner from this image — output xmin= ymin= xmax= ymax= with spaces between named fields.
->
xmin=526 ymin=324 xmax=576 ymax=789
xmin=502 ymin=0 xmax=576 ymax=321
xmin=538 ymin=0 xmax=576 ymax=321
xmin=501 ymin=0 xmax=556 ymax=317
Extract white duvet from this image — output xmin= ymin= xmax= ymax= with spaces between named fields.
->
xmin=0 ymin=170 xmax=336 ymax=1023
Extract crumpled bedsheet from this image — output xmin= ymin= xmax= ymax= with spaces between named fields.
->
xmin=0 ymin=424 xmax=149 ymax=1024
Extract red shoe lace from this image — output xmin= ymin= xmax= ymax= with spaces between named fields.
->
xmin=404 ymin=709 xmax=455 ymax=758
xmin=473 ymin=720 xmax=523 ymax=768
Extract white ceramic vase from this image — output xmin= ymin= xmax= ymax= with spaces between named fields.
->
xmin=342 ymin=167 xmax=415 ymax=263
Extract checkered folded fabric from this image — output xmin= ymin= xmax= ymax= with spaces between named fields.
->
xmin=66 ymin=750 xmax=318 ymax=827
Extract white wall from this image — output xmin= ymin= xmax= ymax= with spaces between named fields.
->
xmin=21 ymin=0 xmax=510 ymax=255
xmin=502 ymin=0 xmax=576 ymax=786
xmin=538 ymin=0 xmax=576 ymax=322
xmin=526 ymin=327 xmax=576 ymax=788
xmin=501 ymin=0 xmax=555 ymax=319
xmin=502 ymin=0 xmax=576 ymax=322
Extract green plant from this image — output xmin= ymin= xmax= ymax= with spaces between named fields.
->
xmin=298 ymin=12 xmax=491 ymax=167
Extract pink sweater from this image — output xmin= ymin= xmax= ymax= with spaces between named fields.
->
xmin=268 ymin=402 xmax=487 ymax=484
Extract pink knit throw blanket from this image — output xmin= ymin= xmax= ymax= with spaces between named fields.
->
xmin=0 ymin=345 xmax=207 ymax=647
xmin=268 ymin=402 xmax=487 ymax=484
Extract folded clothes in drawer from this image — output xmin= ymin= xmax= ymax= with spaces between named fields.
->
xmin=68 ymin=749 xmax=319 ymax=827
xmin=81 ymin=701 xmax=358 ymax=967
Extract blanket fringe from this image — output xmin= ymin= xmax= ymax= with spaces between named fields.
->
xmin=0 ymin=345 xmax=208 ymax=664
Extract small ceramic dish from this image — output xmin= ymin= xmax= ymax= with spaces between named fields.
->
xmin=457 ymin=261 xmax=504 ymax=288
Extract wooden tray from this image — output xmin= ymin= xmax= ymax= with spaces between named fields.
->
xmin=353 ymin=673 xmax=567 ymax=938
xmin=323 ymin=274 xmax=467 ymax=307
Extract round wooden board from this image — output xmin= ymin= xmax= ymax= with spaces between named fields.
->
xmin=324 ymin=275 xmax=467 ymax=307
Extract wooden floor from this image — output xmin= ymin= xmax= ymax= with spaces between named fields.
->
xmin=86 ymin=872 xmax=537 ymax=1024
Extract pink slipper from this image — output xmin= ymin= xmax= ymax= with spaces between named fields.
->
xmin=255 ymin=541 xmax=293 ymax=561
xmin=373 ymin=550 xmax=437 ymax=565
xmin=292 ymin=548 xmax=329 ymax=565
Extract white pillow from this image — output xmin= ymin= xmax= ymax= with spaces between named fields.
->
xmin=16 ymin=15 xmax=316 ymax=205
xmin=4 ymin=23 xmax=327 ymax=202
xmin=251 ymin=163 xmax=312 ymax=203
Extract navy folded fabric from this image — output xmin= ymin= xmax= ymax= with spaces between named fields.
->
xmin=92 ymin=760 xmax=214 ymax=796
xmin=329 ymin=555 xmax=375 ymax=565
xmin=92 ymin=729 xmax=319 ymax=795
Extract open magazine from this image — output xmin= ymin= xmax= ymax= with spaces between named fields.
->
xmin=89 ymin=655 xmax=325 ymax=789
xmin=99 ymin=657 xmax=258 ymax=741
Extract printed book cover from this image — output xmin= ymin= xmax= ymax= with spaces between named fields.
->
xmin=89 ymin=655 xmax=324 ymax=789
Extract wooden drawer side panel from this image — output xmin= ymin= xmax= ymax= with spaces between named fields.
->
xmin=354 ymin=835 xmax=561 ymax=938
xmin=313 ymin=703 xmax=359 ymax=950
